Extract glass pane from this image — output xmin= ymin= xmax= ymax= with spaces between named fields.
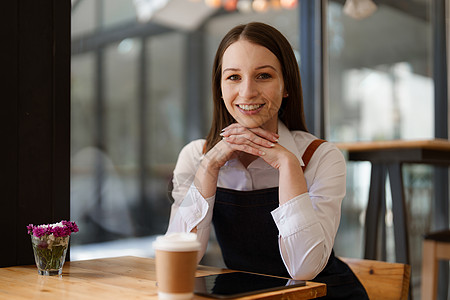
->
xmin=103 ymin=0 xmax=136 ymax=28
xmin=103 ymin=38 xmax=140 ymax=237
xmin=71 ymin=53 xmax=95 ymax=154
xmin=71 ymin=53 xmax=97 ymax=246
xmin=145 ymin=33 xmax=186 ymax=233
xmin=71 ymin=0 xmax=96 ymax=37
xmin=147 ymin=34 xmax=186 ymax=168
xmin=326 ymin=2 xmax=434 ymax=298
xmin=326 ymin=2 xmax=433 ymax=142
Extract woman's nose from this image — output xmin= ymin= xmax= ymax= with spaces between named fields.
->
xmin=239 ymin=79 xmax=258 ymax=99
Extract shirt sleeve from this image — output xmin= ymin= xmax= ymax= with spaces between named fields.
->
xmin=166 ymin=140 xmax=214 ymax=262
xmin=271 ymin=143 xmax=346 ymax=280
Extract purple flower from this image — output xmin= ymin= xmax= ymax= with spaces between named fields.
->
xmin=27 ymin=224 xmax=34 ymax=235
xmin=61 ymin=220 xmax=79 ymax=233
xmin=52 ymin=226 xmax=70 ymax=237
xmin=26 ymin=220 xmax=79 ymax=238
xmin=32 ymin=227 xmax=47 ymax=238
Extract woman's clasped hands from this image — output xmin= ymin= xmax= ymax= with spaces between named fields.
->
xmin=215 ymin=123 xmax=295 ymax=170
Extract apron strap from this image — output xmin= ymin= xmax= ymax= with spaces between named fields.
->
xmin=302 ymin=139 xmax=326 ymax=172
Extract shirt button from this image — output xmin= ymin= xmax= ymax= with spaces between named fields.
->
xmin=279 ymin=218 xmax=285 ymax=225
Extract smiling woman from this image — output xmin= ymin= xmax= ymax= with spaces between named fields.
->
xmin=166 ymin=22 xmax=369 ymax=300
xmin=205 ymin=22 xmax=307 ymax=155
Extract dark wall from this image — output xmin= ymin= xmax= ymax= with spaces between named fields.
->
xmin=0 ymin=0 xmax=71 ymax=267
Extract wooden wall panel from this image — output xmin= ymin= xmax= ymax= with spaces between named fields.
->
xmin=0 ymin=0 xmax=19 ymax=267
xmin=0 ymin=0 xmax=70 ymax=267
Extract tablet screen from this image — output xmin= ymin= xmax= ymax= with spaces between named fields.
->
xmin=194 ymin=271 xmax=306 ymax=298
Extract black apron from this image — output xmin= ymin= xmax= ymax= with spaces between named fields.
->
xmin=212 ymin=188 xmax=368 ymax=299
xmin=211 ymin=139 xmax=368 ymax=299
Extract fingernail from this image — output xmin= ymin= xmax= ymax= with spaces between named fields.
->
xmin=269 ymin=143 xmax=275 ymax=147
xmin=259 ymin=151 xmax=266 ymax=156
xmin=274 ymin=139 xmax=279 ymax=143
xmin=220 ymin=132 xmax=225 ymax=136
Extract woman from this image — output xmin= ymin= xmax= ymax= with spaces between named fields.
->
xmin=167 ymin=22 xmax=368 ymax=299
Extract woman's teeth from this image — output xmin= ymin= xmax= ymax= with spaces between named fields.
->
xmin=238 ymin=104 xmax=263 ymax=111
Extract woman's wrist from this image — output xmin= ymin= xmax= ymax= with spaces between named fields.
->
xmin=202 ymin=150 xmax=223 ymax=173
xmin=194 ymin=153 xmax=221 ymax=199
xmin=278 ymin=151 xmax=301 ymax=171
xmin=278 ymin=152 xmax=307 ymax=204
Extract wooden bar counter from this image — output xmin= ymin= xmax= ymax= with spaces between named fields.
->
xmin=0 ymin=256 xmax=326 ymax=299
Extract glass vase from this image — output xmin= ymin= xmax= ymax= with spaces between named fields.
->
xmin=31 ymin=235 xmax=70 ymax=276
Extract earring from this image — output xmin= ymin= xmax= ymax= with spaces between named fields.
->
xmin=284 ymin=93 xmax=289 ymax=98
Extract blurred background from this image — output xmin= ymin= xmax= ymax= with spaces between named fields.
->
xmin=70 ymin=0 xmax=447 ymax=298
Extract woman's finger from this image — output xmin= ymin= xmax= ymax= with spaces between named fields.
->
xmin=248 ymin=127 xmax=279 ymax=143
xmin=223 ymin=134 xmax=275 ymax=148
xmin=206 ymin=140 xmax=240 ymax=169
xmin=221 ymin=124 xmax=279 ymax=144
xmin=222 ymin=139 xmax=266 ymax=157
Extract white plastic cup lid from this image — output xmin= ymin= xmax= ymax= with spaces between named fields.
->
xmin=153 ymin=232 xmax=201 ymax=252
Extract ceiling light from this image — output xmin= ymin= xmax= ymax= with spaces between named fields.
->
xmin=343 ymin=0 xmax=377 ymax=20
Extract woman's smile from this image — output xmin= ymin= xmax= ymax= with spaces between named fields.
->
xmin=237 ymin=103 xmax=265 ymax=114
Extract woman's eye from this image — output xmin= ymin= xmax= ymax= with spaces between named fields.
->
xmin=227 ymin=75 xmax=241 ymax=81
xmin=258 ymin=73 xmax=272 ymax=79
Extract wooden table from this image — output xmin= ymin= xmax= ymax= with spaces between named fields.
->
xmin=336 ymin=139 xmax=450 ymax=265
xmin=0 ymin=256 xmax=326 ymax=299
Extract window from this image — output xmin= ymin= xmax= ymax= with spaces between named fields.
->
xmin=71 ymin=0 xmax=299 ymax=265
xmin=325 ymin=1 xmax=435 ymax=297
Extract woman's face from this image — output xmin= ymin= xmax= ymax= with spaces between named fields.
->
xmin=221 ymin=40 xmax=286 ymax=132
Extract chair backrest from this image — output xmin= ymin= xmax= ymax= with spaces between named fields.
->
xmin=340 ymin=257 xmax=411 ymax=300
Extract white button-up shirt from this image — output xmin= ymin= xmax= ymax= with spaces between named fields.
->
xmin=167 ymin=121 xmax=346 ymax=280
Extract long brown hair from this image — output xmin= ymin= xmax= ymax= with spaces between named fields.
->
xmin=204 ymin=22 xmax=308 ymax=153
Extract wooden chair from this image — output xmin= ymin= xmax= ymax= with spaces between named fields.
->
xmin=340 ymin=257 xmax=411 ymax=300
xmin=421 ymin=229 xmax=450 ymax=300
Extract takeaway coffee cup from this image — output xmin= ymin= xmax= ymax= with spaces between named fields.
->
xmin=153 ymin=233 xmax=201 ymax=299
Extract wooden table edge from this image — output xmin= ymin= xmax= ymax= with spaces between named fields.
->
xmin=334 ymin=138 xmax=450 ymax=152
xmin=194 ymin=281 xmax=327 ymax=300
xmin=236 ymin=281 xmax=327 ymax=300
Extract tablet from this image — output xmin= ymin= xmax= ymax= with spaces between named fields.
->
xmin=194 ymin=271 xmax=306 ymax=299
